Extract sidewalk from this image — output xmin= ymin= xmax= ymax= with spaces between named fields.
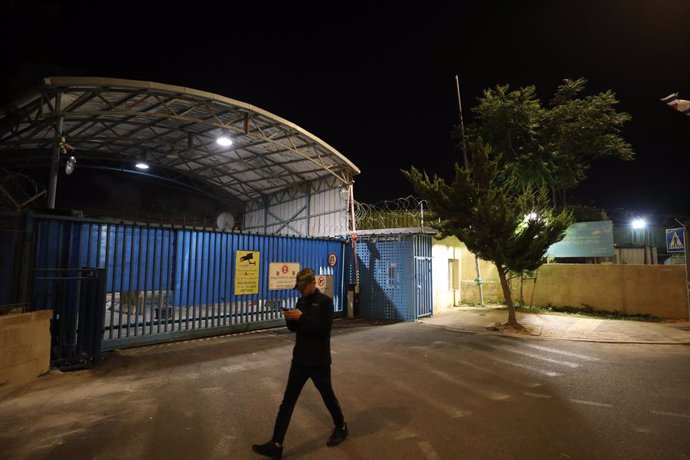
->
xmin=420 ymin=305 xmax=690 ymax=344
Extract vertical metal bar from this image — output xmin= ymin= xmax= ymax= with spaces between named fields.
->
xmin=149 ymin=225 xmax=157 ymax=334
xmin=85 ymin=223 xmax=92 ymax=268
xmin=204 ymin=229 xmax=211 ymax=328
xmin=125 ymin=226 xmax=134 ymax=337
xmin=194 ymin=227 xmax=201 ymax=329
xmin=230 ymin=231 xmax=237 ymax=324
xmin=183 ymin=227 xmax=192 ymax=330
xmin=104 ymin=224 xmax=113 ymax=340
xmin=152 ymin=226 xmax=160 ymax=334
xmin=109 ymin=225 xmax=119 ymax=339
xmin=135 ymin=225 xmax=143 ymax=336
xmin=165 ymin=226 xmax=174 ymax=333
xmin=222 ymin=232 xmax=229 ymax=325
xmin=143 ymin=224 xmax=152 ymax=335
xmin=127 ymin=226 xmax=135 ymax=337
xmin=212 ymin=231 xmax=220 ymax=327
xmin=47 ymin=104 xmax=63 ymax=209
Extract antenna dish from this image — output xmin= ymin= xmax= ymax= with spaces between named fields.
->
xmin=216 ymin=212 xmax=235 ymax=231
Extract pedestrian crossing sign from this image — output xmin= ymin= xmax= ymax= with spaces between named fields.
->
xmin=666 ymin=228 xmax=685 ymax=253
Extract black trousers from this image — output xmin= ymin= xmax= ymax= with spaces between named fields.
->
xmin=272 ymin=363 xmax=344 ymax=444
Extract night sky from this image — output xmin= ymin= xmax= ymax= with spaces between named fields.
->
xmin=2 ymin=1 xmax=689 ymax=223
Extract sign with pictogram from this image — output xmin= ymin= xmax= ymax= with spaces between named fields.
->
xmin=235 ymin=250 xmax=260 ymax=295
xmin=315 ymin=275 xmax=334 ymax=299
xmin=666 ymin=228 xmax=686 ymax=253
xmin=327 ymin=252 xmax=337 ymax=267
xmin=268 ymin=262 xmax=300 ymax=290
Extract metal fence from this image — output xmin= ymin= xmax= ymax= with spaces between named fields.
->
xmin=30 ymin=213 xmax=347 ymax=349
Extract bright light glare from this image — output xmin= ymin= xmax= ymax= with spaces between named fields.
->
xmin=524 ymin=212 xmax=538 ymax=222
xmin=631 ymin=218 xmax=646 ymax=229
xmin=135 ymin=162 xmax=149 ymax=170
xmin=216 ymin=136 xmax=233 ymax=147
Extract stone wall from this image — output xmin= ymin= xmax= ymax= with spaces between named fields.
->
xmin=0 ymin=310 xmax=53 ymax=387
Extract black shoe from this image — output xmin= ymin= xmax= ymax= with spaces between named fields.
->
xmin=252 ymin=441 xmax=283 ymax=459
xmin=327 ymin=423 xmax=349 ymax=446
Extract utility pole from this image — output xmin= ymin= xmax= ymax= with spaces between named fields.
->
xmin=455 ymin=75 xmax=484 ymax=305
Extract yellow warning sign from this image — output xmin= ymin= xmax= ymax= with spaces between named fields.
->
xmin=235 ymin=250 xmax=260 ymax=295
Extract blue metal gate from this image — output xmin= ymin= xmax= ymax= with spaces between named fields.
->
xmin=29 ymin=212 xmax=347 ymax=349
xmin=349 ymin=230 xmax=433 ymax=321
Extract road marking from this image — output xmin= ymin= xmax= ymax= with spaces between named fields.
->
xmin=431 ymin=369 xmax=511 ymax=401
xmin=570 ymin=399 xmax=612 ymax=408
xmin=520 ymin=343 xmax=600 ymax=361
xmin=417 ymin=440 xmax=441 ymax=460
xmin=524 ymin=392 xmax=552 ymax=399
xmin=651 ymin=410 xmax=690 ymax=419
xmin=501 ymin=347 xmax=581 ymax=368
xmin=488 ymin=355 xmax=563 ymax=377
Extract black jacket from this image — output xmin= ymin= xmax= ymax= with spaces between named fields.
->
xmin=286 ymin=288 xmax=333 ymax=366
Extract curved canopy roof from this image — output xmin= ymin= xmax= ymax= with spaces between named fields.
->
xmin=0 ymin=77 xmax=360 ymax=205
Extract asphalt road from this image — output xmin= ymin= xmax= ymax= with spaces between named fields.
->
xmin=1 ymin=319 xmax=689 ymax=459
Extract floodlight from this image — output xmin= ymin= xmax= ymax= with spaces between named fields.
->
xmin=631 ymin=218 xmax=646 ymax=229
xmin=216 ymin=136 xmax=233 ymax=147
xmin=65 ymin=156 xmax=76 ymax=175
xmin=135 ymin=162 xmax=149 ymax=170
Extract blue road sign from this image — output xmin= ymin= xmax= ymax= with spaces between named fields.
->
xmin=666 ymin=228 xmax=686 ymax=253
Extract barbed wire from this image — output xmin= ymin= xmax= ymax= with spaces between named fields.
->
xmin=354 ymin=195 xmax=428 ymax=230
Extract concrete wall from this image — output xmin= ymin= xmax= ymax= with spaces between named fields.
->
xmin=432 ymin=238 xmax=689 ymax=320
xmin=521 ymin=264 xmax=688 ymax=319
xmin=0 ymin=310 xmax=52 ymax=387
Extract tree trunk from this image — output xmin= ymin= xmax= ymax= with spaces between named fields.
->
xmin=496 ymin=263 xmax=518 ymax=326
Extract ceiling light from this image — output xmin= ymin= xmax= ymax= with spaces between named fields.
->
xmin=216 ymin=136 xmax=233 ymax=147
xmin=135 ymin=162 xmax=149 ymax=170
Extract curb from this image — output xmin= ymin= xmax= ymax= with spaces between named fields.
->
xmin=418 ymin=321 xmax=690 ymax=345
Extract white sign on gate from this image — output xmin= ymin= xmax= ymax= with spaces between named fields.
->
xmin=269 ymin=262 xmax=300 ymax=290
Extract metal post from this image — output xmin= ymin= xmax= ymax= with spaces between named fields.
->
xmin=685 ymin=224 xmax=690 ymax=320
xmin=47 ymin=94 xmax=63 ymax=209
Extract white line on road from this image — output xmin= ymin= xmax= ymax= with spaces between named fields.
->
xmin=651 ymin=410 xmax=690 ymax=419
xmin=520 ymin=343 xmax=600 ymax=361
xmin=501 ymin=347 xmax=581 ymax=368
xmin=417 ymin=440 xmax=441 ymax=460
xmin=570 ymin=399 xmax=612 ymax=408
xmin=488 ymin=355 xmax=563 ymax=377
xmin=524 ymin=392 xmax=552 ymax=399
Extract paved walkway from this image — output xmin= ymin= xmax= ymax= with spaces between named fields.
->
xmin=420 ymin=305 xmax=690 ymax=344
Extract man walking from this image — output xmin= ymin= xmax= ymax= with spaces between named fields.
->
xmin=252 ymin=268 xmax=348 ymax=459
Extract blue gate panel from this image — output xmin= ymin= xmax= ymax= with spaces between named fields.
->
xmin=348 ymin=232 xmax=433 ymax=321
xmin=29 ymin=214 xmax=347 ymax=348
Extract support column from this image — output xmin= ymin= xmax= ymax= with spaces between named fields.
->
xmin=47 ymin=93 xmax=63 ymax=209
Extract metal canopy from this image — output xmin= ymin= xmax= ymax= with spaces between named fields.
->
xmin=0 ymin=77 xmax=360 ymax=206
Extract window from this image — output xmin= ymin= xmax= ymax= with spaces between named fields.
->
xmin=448 ymin=259 xmax=459 ymax=290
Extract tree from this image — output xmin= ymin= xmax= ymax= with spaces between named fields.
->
xmin=403 ymin=139 xmax=573 ymax=327
xmin=470 ymin=78 xmax=633 ymax=205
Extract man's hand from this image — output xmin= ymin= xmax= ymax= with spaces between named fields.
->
xmin=283 ymin=309 xmax=302 ymax=321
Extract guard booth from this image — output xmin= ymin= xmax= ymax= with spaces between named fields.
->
xmin=347 ymin=228 xmax=433 ymax=321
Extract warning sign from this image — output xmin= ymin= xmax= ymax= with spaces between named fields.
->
xmin=666 ymin=228 xmax=686 ymax=254
xmin=315 ymin=275 xmax=334 ymax=299
xmin=269 ymin=262 xmax=300 ymax=290
xmin=235 ymin=250 xmax=260 ymax=295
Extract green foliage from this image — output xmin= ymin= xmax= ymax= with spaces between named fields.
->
xmin=402 ymin=139 xmax=573 ymax=275
xmin=469 ymin=78 xmax=633 ymax=202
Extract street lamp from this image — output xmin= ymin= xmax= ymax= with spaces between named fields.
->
xmin=631 ymin=218 xmax=646 ymax=229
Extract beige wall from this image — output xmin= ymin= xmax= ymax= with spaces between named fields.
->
xmin=432 ymin=237 xmax=462 ymax=312
xmin=521 ymin=264 xmax=688 ymax=319
xmin=433 ymin=239 xmax=689 ymax=319
xmin=0 ymin=310 xmax=53 ymax=387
